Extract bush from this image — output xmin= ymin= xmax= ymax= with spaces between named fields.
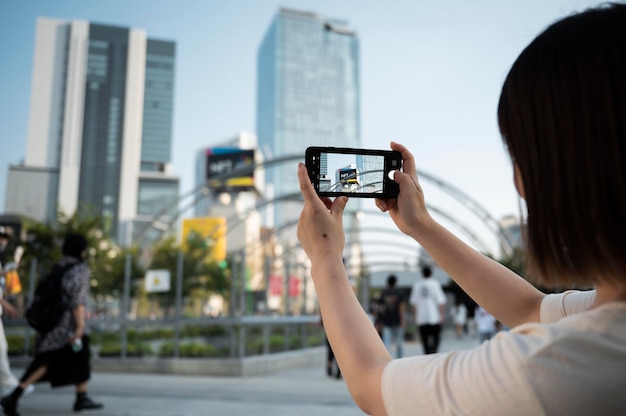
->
xmin=6 ymin=334 xmax=32 ymax=356
xmin=90 ymin=331 xmax=120 ymax=344
xmin=247 ymin=334 xmax=286 ymax=354
xmin=98 ymin=341 xmax=152 ymax=357
xmin=158 ymin=342 xmax=219 ymax=357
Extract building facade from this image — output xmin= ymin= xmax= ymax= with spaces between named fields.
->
xmin=256 ymin=8 xmax=361 ymax=235
xmin=5 ymin=17 xmax=179 ymax=244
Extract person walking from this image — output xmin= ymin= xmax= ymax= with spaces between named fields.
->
xmin=0 ymin=228 xmax=32 ymax=398
xmin=409 ymin=265 xmax=446 ymax=354
xmin=451 ymin=297 xmax=468 ymax=339
xmin=377 ymin=275 xmax=406 ymax=358
xmin=1 ymin=233 xmax=103 ymax=415
xmin=475 ymin=306 xmax=496 ymax=343
xmin=296 ymin=4 xmax=626 ymax=414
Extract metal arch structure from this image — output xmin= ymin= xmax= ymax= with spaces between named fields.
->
xmin=135 ymin=154 xmax=306 ymax=245
xmin=414 ymin=169 xmax=515 ymax=257
xmin=137 ymin=153 xmax=514 ymax=257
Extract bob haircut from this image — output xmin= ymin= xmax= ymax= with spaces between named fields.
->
xmin=497 ymin=3 xmax=626 ymax=287
xmin=62 ymin=233 xmax=88 ymax=260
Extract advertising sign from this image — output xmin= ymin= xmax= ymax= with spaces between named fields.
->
xmin=181 ymin=217 xmax=227 ymax=262
xmin=206 ymin=148 xmax=255 ymax=192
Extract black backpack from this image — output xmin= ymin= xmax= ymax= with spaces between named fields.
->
xmin=25 ymin=262 xmax=77 ymax=333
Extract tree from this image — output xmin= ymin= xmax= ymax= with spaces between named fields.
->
xmin=17 ymin=211 xmax=143 ymax=299
xmin=147 ymin=233 xmax=229 ymax=316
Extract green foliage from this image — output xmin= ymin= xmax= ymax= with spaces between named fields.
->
xmin=180 ymin=325 xmax=226 ymax=337
xmin=16 ymin=211 xmax=144 ymax=298
xmin=98 ymin=341 xmax=153 ymax=357
xmin=146 ymin=235 xmax=229 ymax=314
xmin=6 ymin=333 xmax=35 ymax=356
xmin=89 ymin=331 xmax=120 ymax=344
xmin=158 ymin=341 xmax=220 ymax=357
xmin=247 ymin=334 xmax=286 ymax=354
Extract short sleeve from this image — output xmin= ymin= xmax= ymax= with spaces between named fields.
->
xmin=381 ymin=328 xmax=545 ymax=415
xmin=65 ymin=262 xmax=91 ymax=309
xmin=540 ymin=290 xmax=596 ymax=324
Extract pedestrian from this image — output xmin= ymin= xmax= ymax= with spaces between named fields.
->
xmin=377 ymin=275 xmax=406 ymax=358
xmin=0 ymin=228 xmax=32 ymax=398
xmin=450 ymin=297 xmax=468 ymax=339
xmin=1 ymin=233 xmax=103 ymax=415
xmin=409 ymin=265 xmax=446 ymax=354
xmin=474 ymin=306 xmax=496 ymax=343
xmin=296 ymin=4 xmax=626 ymax=414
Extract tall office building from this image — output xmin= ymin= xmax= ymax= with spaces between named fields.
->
xmin=5 ymin=17 xmax=179 ymax=244
xmin=256 ymin=8 xmax=360 ymax=236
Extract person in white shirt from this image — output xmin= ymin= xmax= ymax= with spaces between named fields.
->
xmin=409 ymin=266 xmax=446 ymax=353
xmin=0 ymin=229 xmax=26 ymax=397
xmin=296 ymin=3 xmax=626 ymax=415
xmin=450 ymin=298 xmax=468 ymax=339
xmin=474 ymin=306 xmax=496 ymax=343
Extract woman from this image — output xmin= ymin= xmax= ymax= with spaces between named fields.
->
xmin=297 ymin=3 xmax=626 ymax=415
xmin=1 ymin=233 xmax=103 ymax=415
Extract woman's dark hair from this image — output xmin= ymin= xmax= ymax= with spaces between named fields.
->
xmin=62 ymin=233 xmax=88 ymax=259
xmin=497 ymin=3 xmax=626 ymax=287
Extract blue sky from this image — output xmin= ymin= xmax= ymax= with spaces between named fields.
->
xmin=0 ymin=0 xmax=605 ymax=254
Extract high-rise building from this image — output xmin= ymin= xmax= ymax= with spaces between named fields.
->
xmin=256 ymin=8 xmax=361 ymax=236
xmin=4 ymin=17 xmax=179 ymax=244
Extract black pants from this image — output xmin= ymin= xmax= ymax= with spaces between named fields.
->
xmin=418 ymin=324 xmax=442 ymax=354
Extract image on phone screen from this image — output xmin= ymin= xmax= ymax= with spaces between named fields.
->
xmin=318 ymin=152 xmax=386 ymax=194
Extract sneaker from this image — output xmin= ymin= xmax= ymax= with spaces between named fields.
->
xmin=22 ymin=386 xmax=34 ymax=397
xmin=73 ymin=395 xmax=103 ymax=412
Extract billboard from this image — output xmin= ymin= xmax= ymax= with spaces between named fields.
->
xmin=206 ymin=148 xmax=255 ymax=192
xmin=181 ymin=217 xmax=227 ymax=262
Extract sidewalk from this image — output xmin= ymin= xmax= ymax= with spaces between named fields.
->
xmin=8 ymin=330 xmax=481 ymax=416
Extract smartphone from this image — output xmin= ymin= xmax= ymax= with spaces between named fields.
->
xmin=305 ymin=146 xmax=402 ymax=198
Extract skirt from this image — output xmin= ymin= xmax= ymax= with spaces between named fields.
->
xmin=21 ymin=335 xmax=91 ymax=388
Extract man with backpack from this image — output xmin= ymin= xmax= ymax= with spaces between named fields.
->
xmin=1 ymin=233 xmax=103 ymax=416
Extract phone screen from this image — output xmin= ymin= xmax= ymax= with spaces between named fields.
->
xmin=305 ymin=147 xmax=401 ymax=198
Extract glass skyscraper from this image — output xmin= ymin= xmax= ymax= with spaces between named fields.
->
xmin=257 ymin=8 xmax=360 ymax=235
xmin=5 ymin=17 xmax=179 ymax=244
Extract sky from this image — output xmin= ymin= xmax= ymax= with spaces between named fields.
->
xmin=0 ymin=0 xmax=607 ymax=257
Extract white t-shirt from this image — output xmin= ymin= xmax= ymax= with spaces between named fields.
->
xmin=474 ymin=306 xmax=496 ymax=333
xmin=409 ymin=279 xmax=446 ymax=325
xmin=382 ymin=290 xmax=626 ymax=415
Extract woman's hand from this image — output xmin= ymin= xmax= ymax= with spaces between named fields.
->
xmin=376 ymin=141 xmax=432 ymax=238
xmin=297 ymin=163 xmax=348 ymax=265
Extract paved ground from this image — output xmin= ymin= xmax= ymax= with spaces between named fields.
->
xmin=7 ymin=330 xmax=480 ymax=416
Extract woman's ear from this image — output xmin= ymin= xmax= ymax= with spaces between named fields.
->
xmin=513 ymin=163 xmax=526 ymax=200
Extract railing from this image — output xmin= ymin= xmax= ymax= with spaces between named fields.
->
xmin=6 ymin=315 xmax=324 ymax=359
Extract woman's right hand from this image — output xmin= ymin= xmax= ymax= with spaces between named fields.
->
xmin=376 ymin=142 xmax=432 ymax=238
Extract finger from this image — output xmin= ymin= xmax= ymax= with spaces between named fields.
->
xmin=331 ymin=196 xmax=348 ymax=219
xmin=321 ymin=197 xmax=333 ymax=210
xmin=297 ymin=163 xmax=324 ymax=205
xmin=374 ymin=198 xmax=389 ymax=212
xmin=393 ymin=170 xmax=419 ymax=191
xmin=390 ymin=141 xmax=416 ymax=177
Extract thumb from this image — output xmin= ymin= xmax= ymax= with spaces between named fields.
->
xmin=331 ymin=196 xmax=348 ymax=219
